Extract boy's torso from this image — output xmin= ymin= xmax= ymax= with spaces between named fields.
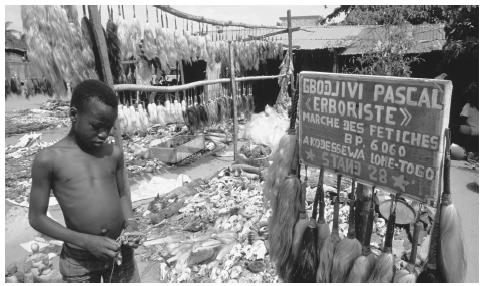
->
xmin=47 ymin=139 xmax=125 ymax=243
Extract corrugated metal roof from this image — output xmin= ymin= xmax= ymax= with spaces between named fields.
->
xmin=216 ymin=23 xmax=445 ymax=53
xmin=272 ymin=25 xmax=369 ymax=49
xmin=248 ymin=23 xmax=445 ymax=54
xmin=341 ymin=24 xmax=445 ymax=55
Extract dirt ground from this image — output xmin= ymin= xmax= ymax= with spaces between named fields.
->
xmin=4 ymin=149 xmax=234 ymax=280
xmin=4 ymin=93 xmax=235 ymax=278
xmin=4 ymin=95 xmax=479 ymax=282
xmin=449 ymin=160 xmax=479 ymax=282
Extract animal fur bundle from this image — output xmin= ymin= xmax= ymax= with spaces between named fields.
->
xmin=316 ymin=167 xmax=330 ymax=251
xmin=268 ymin=175 xmax=302 ymax=279
xmin=106 ymin=18 xmax=122 ymax=83
xmin=438 ymin=131 xmax=467 ymax=283
xmin=288 ymin=174 xmax=320 ymax=283
xmin=368 ymin=196 xmax=397 ymax=283
xmin=331 ymin=181 xmax=362 ymax=282
xmin=263 ymin=134 xmax=297 ymax=208
xmin=316 ymin=174 xmax=343 ymax=282
xmin=346 ymin=191 xmax=377 ymax=283
xmin=288 ymin=220 xmax=318 ymax=283
xmin=22 ymin=5 xmax=98 ymax=95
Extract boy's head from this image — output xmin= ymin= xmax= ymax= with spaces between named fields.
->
xmin=70 ymin=80 xmax=118 ymax=149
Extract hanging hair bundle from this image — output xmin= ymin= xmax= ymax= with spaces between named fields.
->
xmin=331 ymin=180 xmax=362 ymax=282
xmin=438 ymin=129 xmax=467 ymax=283
xmin=316 ymin=174 xmax=343 ymax=282
xmin=281 ymin=174 xmax=309 ymax=282
xmin=316 ymin=167 xmax=330 ymax=251
xmin=288 ymin=168 xmax=321 ymax=283
xmin=368 ymin=194 xmax=397 ymax=283
xmin=268 ymin=175 xmax=301 ymax=279
xmin=263 ymin=132 xmax=296 ymax=208
xmin=346 ymin=190 xmax=377 ymax=282
xmin=288 ymin=220 xmax=318 ymax=283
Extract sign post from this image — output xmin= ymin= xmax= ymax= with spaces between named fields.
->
xmin=298 ymin=72 xmax=452 ymax=203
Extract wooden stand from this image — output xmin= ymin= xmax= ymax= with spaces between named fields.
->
xmin=229 ymin=43 xmax=238 ymax=161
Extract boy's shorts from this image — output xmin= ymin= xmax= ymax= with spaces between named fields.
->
xmin=59 ymin=243 xmax=140 ymax=283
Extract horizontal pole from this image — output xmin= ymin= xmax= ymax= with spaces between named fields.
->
xmin=113 ymin=75 xmax=285 ymax=92
xmin=235 ymin=74 xmax=284 ymax=82
xmin=154 ymin=5 xmax=282 ymax=29
xmin=113 ymin=78 xmax=230 ymax=92
xmin=244 ymin=27 xmax=301 ymax=41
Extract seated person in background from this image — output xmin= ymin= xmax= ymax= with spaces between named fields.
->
xmin=458 ymin=82 xmax=479 ymax=160
xmin=28 ymin=80 xmax=141 ymax=282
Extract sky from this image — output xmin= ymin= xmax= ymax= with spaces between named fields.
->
xmin=5 ymin=5 xmax=336 ymax=34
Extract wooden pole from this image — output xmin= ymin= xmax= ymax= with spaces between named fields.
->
xmin=229 ymin=42 xmax=238 ymax=161
xmin=243 ymin=27 xmax=302 ymax=41
xmin=287 ymin=9 xmax=293 ymax=91
xmin=154 ymin=5 xmax=282 ymax=29
xmin=88 ymin=6 xmax=114 ymax=86
xmin=179 ymin=60 xmax=185 ymax=97
xmin=112 ymin=75 xmax=285 ymax=92
xmin=287 ymin=9 xmax=298 ymax=131
xmin=87 ymin=5 xmax=130 ymax=206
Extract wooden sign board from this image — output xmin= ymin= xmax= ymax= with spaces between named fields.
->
xmin=298 ymin=72 xmax=452 ymax=203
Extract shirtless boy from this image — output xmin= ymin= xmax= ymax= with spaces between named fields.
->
xmin=29 ymin=80 xmax=141 ymax=282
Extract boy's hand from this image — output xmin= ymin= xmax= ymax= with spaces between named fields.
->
xmin=83 ymin=233 xmax=120 ymax=260
xmin=122 ymin=218 xmax=144 ymax=248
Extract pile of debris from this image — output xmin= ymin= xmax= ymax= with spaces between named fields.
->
xmin=129 ymin=166 xmax=433 ymax=282
xmin=4 ymin=124 xmax=227 ymax=207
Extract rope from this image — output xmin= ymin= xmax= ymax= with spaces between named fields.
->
xmin=288 ymin=72 xmax=298 ymax=132
xmin=108 ymin=229 xmax=126 ymax=282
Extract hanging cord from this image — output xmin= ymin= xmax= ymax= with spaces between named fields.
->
xmin=311 ymin=168 xmax=322 ymax=220
xmin=121 ymin=5 xmax=125 ymax=19
xmin=165 ymin=13 xmax=169 ymax=28
xmin=156 ymin=8 xmax=159 ymax=23
xmin=132 ymin=5 xmax=135 ymax=18
xmin=145 ymin=5 xmax=149 ymax=23
xmin=174 ymin=15 xmax=177 ymax=29
xmin=288 ymin=59 xmax=298 ymax=132
xmin=107 ymin=228 xmax=126 ymax=282
xmin=82 ymin=5 xmax=86 ymax=17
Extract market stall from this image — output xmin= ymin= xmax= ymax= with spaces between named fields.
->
xmin=6 ymin=5 xmax=466 ymax=284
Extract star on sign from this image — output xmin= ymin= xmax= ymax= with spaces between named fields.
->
xmin=392 ymin=174 xmax=410 ymax=192
xmin=305 ymin=149 xmax=316 ymax=161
